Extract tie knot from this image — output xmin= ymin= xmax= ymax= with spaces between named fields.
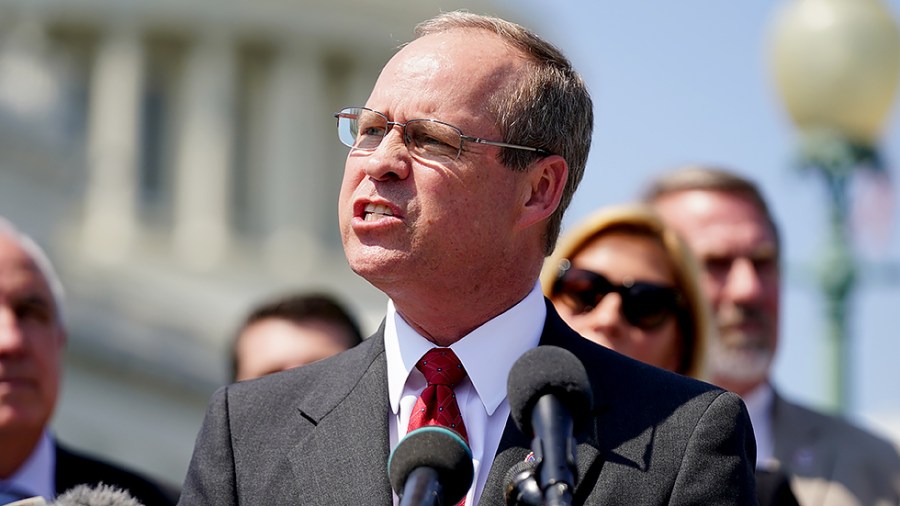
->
xmin=417 ymin=348 xmax=467 ymax=387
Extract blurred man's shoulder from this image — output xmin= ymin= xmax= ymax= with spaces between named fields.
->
xmin=775 ymin=394 xmax=900 ymax=462
xmin=55 ymin=443 xmax=180 ymax=506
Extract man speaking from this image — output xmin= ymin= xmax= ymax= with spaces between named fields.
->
xmin=180 ymin=11 xmax=757 ymax=505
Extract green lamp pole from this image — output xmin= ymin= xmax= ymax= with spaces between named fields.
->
xmin=769 ymin=0 xmax=900 ymax=413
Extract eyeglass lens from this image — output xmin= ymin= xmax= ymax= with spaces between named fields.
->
xmin=336 ymin=107 xmax=463 ymax=161
xmin=553 ymin=267 xmax=680 ymax=330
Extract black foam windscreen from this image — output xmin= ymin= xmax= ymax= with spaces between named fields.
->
xmin=507 ymin=345 xmax=593 ymax=436
xmin=388 ymin=426 xmax=474 ymax=504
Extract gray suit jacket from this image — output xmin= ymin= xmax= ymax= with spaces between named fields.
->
xmin=772 ymin=392 xmax=900 ymax=506
xmin=179 ymin=301 xmax=756 ymax=505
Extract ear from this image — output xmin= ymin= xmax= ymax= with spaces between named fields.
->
xmin=517 ymin=155 xmax=568 ymax=230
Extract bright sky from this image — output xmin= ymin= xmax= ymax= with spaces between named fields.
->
xmin=500 ymin=0 xmax=900 ymax=441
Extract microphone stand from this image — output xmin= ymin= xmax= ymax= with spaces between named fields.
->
xmin=532 ymin=396 xmax=576 ymax=506
xmin=400 ymin=467 xmax=442 ymax=506
xmin=504 ymin=464 xmax=542 ymax=506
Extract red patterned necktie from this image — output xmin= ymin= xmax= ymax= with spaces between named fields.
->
xmin=407 ymin=348 xmax=469 ymax=442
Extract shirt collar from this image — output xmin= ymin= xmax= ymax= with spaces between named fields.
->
xmin=743 ymin=381 xmax=774 ymax=422
xmin=1 ymin=431 xmax=56 ymax=500
xmin=742 ymin=382 xmax=775 ymax=468
xmin=385 ymin=282 xmax=546 ymax=416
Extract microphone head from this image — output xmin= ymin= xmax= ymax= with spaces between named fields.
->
xmin=503 ymin=460 xmax=542 ymax=506
xmin=507 ymin=346 xmax=593 ymax=436
xmin=52 ymin=484 xmax=144 ymax=506
xmin=388 ymin=426 xmax=474 ymax=505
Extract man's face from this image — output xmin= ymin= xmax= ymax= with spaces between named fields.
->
xmin=653 ymin=190 xmax=780 ymax=394
xmin=235 ymin=318 xmax=353 ymax=381
xmin=338 ymin=30 xmax=531 ymax=296
xmin=0 ymin=234 xmax=64 ymax=437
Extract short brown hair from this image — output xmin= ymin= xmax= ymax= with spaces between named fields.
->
xmin=642 ymin=164 xmax=781 ymax=254
xmin=415 ymin=11 xmax=594 ymax=254
xmin=230 ymin=293 xmax=363 ymax=381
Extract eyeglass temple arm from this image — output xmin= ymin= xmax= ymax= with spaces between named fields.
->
xmin=461 ymin=135 xmax=551 ymax=155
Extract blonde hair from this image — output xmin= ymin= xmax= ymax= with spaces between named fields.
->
xmin=541 ymin=204 xmax=712 ymax=379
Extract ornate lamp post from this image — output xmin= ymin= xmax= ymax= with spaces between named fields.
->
xmin=769 ymin=0 xmax=900 ymax=413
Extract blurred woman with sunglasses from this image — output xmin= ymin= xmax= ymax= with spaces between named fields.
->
xmin=540 ymin=204 xmax=712 ymax=379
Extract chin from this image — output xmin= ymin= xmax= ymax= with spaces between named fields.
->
xmin=346 ymin=248 xmax=405 ymax=283
xmin=711 ymin=348 xmax=773 ymax=385
xmin=0 ymin=407 xmax=46 ymax=431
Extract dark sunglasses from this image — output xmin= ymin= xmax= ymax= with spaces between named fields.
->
xmin=552 ymin=262 xmax=683 ymax=330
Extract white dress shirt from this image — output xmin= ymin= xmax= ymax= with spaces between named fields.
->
xmin=0 ymin=431 xmax=56 ymax=501
xmin=742 ymin=382 xmax=775 ymax=469
xmin=385 ymin=282 xmax=546 ymax=505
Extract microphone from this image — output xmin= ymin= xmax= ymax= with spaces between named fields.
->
xmin=52 ymin=484 xmax=145 ymax=506
xmin=503 ymin=460 xmax=541 ymax=506
xmin=3 ymin=485 xmax=145 ymax=506
xmin=388 ymin=426 xmax=474 ymax=506
xmin=506 ymin=346 xmax=593 ymax=506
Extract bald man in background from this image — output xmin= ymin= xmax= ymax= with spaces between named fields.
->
xmin=0 ymin=217 xmax=178 ymax=505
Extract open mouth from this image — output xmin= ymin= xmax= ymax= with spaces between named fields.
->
xmin=363 ymin=203 xmax=395 ymax=222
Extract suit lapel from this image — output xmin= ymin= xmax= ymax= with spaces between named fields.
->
xmin=288 ymin=328 xmax=394 ymax=505
xmin=481 ymin=425 xmax=605 ymax=506
xmin=771 ymin=391 xmax=833 ymax=505
xmin=286 ymin=302 xmax=608 ymax=504
xmin=480 ymin=301 xmax=606 ymax=505
xmin=480 ymin=416 xmax=532 ymax=506
xmin=538 ymin=302 xmax=607 ymax=499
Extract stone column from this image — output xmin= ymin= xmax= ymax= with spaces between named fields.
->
xmin=257 ymin=41 xmax=330 ymax=273
xmin=81 ymin=27 xmax=143 ymax=262
xmin=172 ymin=32 xmax=235 ymax=270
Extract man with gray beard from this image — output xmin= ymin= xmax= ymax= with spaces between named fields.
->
xmin=644 ymin=165 xmax=900 ymax=506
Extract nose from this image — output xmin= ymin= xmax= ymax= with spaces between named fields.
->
xmin=583 ymin=293 xmax=628 ymax=338
xmin=362 ymin=126 xmax=412 ymax=182
xmin=723 ymin=257 xmax=765 ymax=305
xmin=0 ymin=306 xmax=26 ymax=356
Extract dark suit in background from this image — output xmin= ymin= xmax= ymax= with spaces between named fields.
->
xmin=772 ymin=393 xmax=900 ymax=506
xmin=756 ymin=468 xmax=800 ymax=506
xmin=56 ymin=444 xmax=179 ymax=505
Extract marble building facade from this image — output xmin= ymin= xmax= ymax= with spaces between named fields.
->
xmin=0 ymin=0 xmax=507 ymax=486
